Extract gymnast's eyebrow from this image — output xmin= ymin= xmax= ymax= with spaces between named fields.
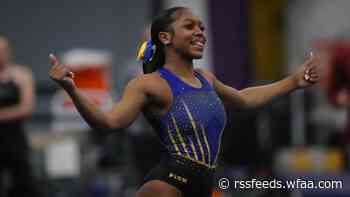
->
xmin=182 ymin=18 xmax=205 ymax=30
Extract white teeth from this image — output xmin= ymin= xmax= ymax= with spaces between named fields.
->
xmin=193 ymin=41 xmax=204 ymax=48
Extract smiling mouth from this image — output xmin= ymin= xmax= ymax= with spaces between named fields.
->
xmin=191 ymin=41 xmax=205 ymax=50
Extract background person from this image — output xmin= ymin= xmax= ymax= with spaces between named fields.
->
xmin=0 ymin=35 xmax=43 ymax=197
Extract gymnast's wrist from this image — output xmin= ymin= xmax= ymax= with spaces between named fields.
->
xmin=286 ymin=75 xmax=300 ymax=90
xmin=63 ymin=83 xmax=77 ymax=94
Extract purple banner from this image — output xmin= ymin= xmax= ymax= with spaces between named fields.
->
xmin=208 ymin=0 xmax=251 ymax=89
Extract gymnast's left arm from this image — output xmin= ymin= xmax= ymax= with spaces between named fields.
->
xmin=204 ymin=53 xmax=320 ymax=109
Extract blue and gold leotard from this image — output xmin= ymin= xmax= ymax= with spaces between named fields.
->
xmin=146 ymin=67 xmax=227 ymax=169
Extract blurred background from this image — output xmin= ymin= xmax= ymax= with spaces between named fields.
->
xmin=1 ymin=0 xmax=350 ymax=196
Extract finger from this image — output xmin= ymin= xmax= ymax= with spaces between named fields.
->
xmin=304 ymin=74 xmax=318 ymax=82
xmin=310 ymin=73 xmax=319 ymax=78
xmin=305 ymin=66 xmax=317 ymax=74
xmin=308 ymin=62 xmax=318 ymax=68
xmin=50 ymin=65 xmax=64 ymax=77
xmin=49 ymin=62 xmax=60 ymax=72
xmin=62 ymin=68 xmax=75 ymax=80
xmin=52 ymin=66 xmax=69 ymax=79
xmin=308 ymin=74 xmax=320 ymax=81
xmin=309 ymin=63 xmax=320 ymax=69
xmin=56 ymin=64 xmax=66 ymax=70
xmin=305 ymin=51 xmax=319 ymax=67
xmin=308 ymin=51 xmax=315 ymax=60
xmin=306 ymin=67 xmax=317 ymax=75
xmin=309 ymin=69 xmax=318 ymax=75
xmin=308 ymin=76 xmax=320 ymax=83
xmin=310 ymin=51 xmax=319 ymax=60
xmin=49 ymin=53 xmax=60 ymax=66
xmin=68 ymin=71 xmax=75 ymax=78
xmin=311 ymin=69 xmax=321 ymax=77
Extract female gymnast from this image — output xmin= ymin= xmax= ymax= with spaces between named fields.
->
xmin=49 ymin=7 xmax=319 ymax=197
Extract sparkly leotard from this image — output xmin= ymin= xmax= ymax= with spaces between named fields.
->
xmin=146 ymin=67 xmax=227 ymax=168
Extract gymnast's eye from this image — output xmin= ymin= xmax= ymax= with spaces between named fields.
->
xmin=184 ymin=23 xmax=194 ymax=30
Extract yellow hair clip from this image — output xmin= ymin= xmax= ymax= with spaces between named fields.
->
xmin=137 ymin=41 xmax=148 ymax=60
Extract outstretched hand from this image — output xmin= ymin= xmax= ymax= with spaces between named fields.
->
xmin=48 ymin=54 xmax=75 ymax=90
xmin=293 ymin=52 xmax=320 ymax=89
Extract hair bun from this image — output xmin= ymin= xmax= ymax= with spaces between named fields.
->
xmin=137 ymin=41 xmax=148 ymax=60
xmin=137 ymin=40 xmax=156 ymax=64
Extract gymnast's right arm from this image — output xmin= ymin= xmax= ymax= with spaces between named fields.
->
xmin=48 ymin=54 xmax=148 ymax=133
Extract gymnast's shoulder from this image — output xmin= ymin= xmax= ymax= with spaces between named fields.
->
xmin=124 ymin=71 xmax=171 ymax=95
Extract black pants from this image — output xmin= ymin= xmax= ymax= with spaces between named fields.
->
xmin=143 ymin=154 xmax=215 ymax=197
xmin=0 ymin=126 xmax=43 ymax=197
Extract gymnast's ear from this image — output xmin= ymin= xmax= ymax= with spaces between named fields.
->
xmin=158 ymin=32 xmax=172 ymax=46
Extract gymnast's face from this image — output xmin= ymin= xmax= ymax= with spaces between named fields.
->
xmin=167 ymin=9 xmax=207 ymax=60
xmin=0 ymin=38 xmax=11 ymax=67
